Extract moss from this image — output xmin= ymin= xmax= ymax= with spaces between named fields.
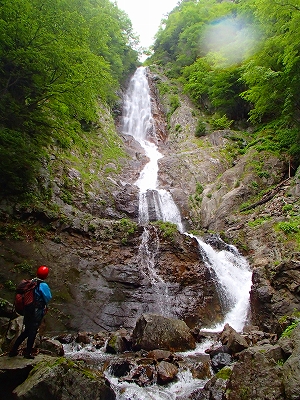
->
xmin=215 ymin=366 xmax=232 ymax=380
xmin=152 ymin=221 xmax=178 ymax=240
xmin=240 ymin=386 xmax=250 ymax=400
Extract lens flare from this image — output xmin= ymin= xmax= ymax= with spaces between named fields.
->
xmin=203 ymin=16 xmax=261 ymax=67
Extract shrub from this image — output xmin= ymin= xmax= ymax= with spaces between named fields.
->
xmin=211 ymin=114 xmax=233 ymax=130
xmin=281 ymin=320 xmax=300 ymax=338
xmin=170 ymin=95 xmax=180 ymax=114
xmin=195 ymin=120 xmax=206 ymax=137
xmin=278 ymin=221 xmax=299 ymax=234
xmin=152 ymin=221 xmax=178 ymax=239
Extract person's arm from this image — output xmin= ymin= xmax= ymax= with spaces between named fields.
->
xmin=39 ymin=282 xmax=52 ymax=304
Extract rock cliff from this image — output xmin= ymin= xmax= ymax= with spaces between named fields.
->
xmin=0 ymin=65 xmax=299 ymax=399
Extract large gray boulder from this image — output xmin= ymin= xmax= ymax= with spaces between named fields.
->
xmin=132 ymin=313 xmax=196 ymax=351
xmin=12 ymin=357 xmax=115 ymax=400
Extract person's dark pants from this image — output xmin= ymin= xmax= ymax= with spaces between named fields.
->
xmin=11 ymin=308 xmax=43 ymax=355
xmin=12 ymin=321 xmax=40 ymax=355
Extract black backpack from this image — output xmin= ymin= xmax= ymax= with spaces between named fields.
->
xmin=14 ymin=279 xmax=38 ymax=315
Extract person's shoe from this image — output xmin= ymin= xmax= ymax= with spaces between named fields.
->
xmin=8 ymin=349 xmax=18 ymax=357
xmin=24 ymin=353 xmax=35 ymax=359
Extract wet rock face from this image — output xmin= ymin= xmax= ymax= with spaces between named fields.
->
xmin=250 ymin=256 xmax=300 ymax=333
xmin=0 ymin=225 xmax=223 ymax=334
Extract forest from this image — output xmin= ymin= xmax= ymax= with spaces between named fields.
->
xmin=0 ymin=0 xmax=300 ymax=197
xmin=148 ymin=0 xmax=300 ymax=170
xmin=0 ymin=0 xmax=139 ymax=194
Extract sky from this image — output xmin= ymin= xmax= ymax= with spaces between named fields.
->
xmin=115 ymin=0 xmax=179 ymax=50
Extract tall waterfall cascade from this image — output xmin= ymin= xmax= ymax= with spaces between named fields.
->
xmin=64 ymin=67 xmax=254 ymax=400
xmin=122 ymin=67 xmax=252 ymax=333
xmin=122 ymin=67 xmax=184 ymax=232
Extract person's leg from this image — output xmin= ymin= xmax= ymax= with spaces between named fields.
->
xmin=24 ymin=322 xmax=39 ymax=358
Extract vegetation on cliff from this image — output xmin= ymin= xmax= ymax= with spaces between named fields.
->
xmin=0 ymin=0 xmax=139 ymax=196
xmin=149 ymin=0 xmax=300 ymax=168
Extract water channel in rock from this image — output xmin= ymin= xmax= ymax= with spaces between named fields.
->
xmin=122 ymin=66 xmax=252 ymax=332
xmin=64 ymin=66 xmax=252 ymax=399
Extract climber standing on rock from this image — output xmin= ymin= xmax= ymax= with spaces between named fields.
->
xmin=9 ymin=266 xmax=52 ymax=359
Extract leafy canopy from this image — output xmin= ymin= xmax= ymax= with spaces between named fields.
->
xmin=150 ymin=0 xmax=300 ymax=164
xmin=0 ymin=0 xmax=139 ymax=194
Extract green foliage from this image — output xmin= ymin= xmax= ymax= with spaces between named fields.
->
xmin=0 ymin=128 xmax=45 ymax=194
xmin=117 ymin=218 xmax=137 ymax=235
xmin=281 ymin=320 xmax=300 ymax=338
xmin=170 ymin=95 xmax=180 ymax=114
xmin=0 ymin=222 xmax=25 ymax=240
xmin=14 ymin=261 xmax=33 ymax=274
xmin=116 ymin=218 xmax=138 ymax=244
xmin=150 ymin=0 xmax=300 ymax=165
xmin=274 ymin=216 xmax=300 ymax=250
xmin=211 ymin=115 xmax=234 ymax=130
xmin=157 ymin=81 xmax=171 ymax=95
xmin=282 ymin=204 xmax=293 ymax=213
xmin=248 ymin=216 xmax=270 ymax=227
xmin=0 ymin=0 xmax=139 ymax=196
xmin=0 ymin=298 xmax=9 ymax=308
xmin=4 ymin=280 xmax=16 ymax=291
xmin=196 ymin=183 xmax=204 ymax=195
xmin=152 ymin=221 xmax=178 ymax=240
xmin=195 ymin=120 xmax=206 ymax=137
xmin=175 ymin=124 xmax=182 ymax=132
xmin=277 ymin=219 xmax=300 ymax=234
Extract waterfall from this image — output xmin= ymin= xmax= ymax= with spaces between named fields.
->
xmin=63 ymin=67 xmax=253 ymax=400
xmin=122 ymin=66 xmax=252 ymax=333
xmin=122 ymin=67 xmax=184 ymax=232
xmin=138 ymin=226 xmax=172 ymax=317
xmin=191 ymin=235 xmax=252 ymax=332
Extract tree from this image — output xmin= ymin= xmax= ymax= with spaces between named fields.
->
xmin=0 ymin=0 xmax=139 ymax=194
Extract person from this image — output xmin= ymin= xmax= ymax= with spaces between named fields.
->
xmin=9 ymin=265 xmax=52 ymax=359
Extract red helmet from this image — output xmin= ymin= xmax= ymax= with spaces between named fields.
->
xmin=37 ymin=265 xmax=49 ymax=279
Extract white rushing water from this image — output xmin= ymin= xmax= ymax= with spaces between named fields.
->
xmin=190 ymin=235 xmax=252 ymax=332
xmin=122 ymin=67 xmax=184 ymax=232
xmin=122 ymin=66 xmax=252 ymax=332
xmin=107 ymin=66 xmax=253 ymax=399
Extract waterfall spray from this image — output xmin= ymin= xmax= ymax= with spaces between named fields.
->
xmin=122 ymin=66 xmax=252 ymax=333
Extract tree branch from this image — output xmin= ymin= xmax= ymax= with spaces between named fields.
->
xmin=240 ymin=178 xmax=291 ymax=212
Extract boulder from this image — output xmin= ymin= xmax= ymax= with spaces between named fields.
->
xmin=200 ymin=371 xmax=232 ymax=400
xmin=218 ymin=324 xmax=248 ymax=354
xmin=282 ymin=324 xmax=300 ymax=400
xmin=147 ymin=349 xmax=172 ymax=361
xmin=12 ymin=357 xmax=115 ymax=400
xmin=0 ymin=354 xmax=54 ymax=399
xmin=156 ymin=360 xmax=178 ymax=384
xmin=178 ymin=353 xmax=212 ymax=380
xmin=250 ymin=257 xmax=300 ymax=333
xmin=106 ymin=329 xmax=132 ymax=354
xmin=1 ymin=316 xmax=24 ymax=352
xmin=211 ymin=351 xmax=232 ymax=373
xmin=37 ymin=338 xmax=64 ymax=356
xmin=226 ymin=345 xmax=285 ymax=400
xmin=132 ymin=314 xmax=196 ymax=352
xmin=75 ymin=331 xmax=91 ymax=344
